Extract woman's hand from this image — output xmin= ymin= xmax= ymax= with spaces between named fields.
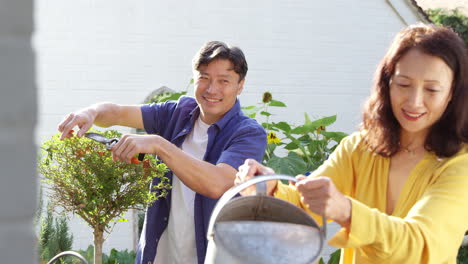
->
xmin=296 ymin=176 xmax=351 ymax=228
xmin=235 ymin=159 xmax=277 ymax=196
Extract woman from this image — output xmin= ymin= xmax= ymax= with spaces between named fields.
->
xmin=236 ymin=24 xmax=468 ymax=263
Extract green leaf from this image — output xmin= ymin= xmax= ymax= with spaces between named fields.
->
xmin=272 ymin=122 xmax=291 ymax=133
xmin=242 ymin=105 xmax=260 ymax=118
xmin=304 ymin=112 xmax=313 ymax=126
xmin=290 ymin=115 xmax=337 ymax=135
xmin=242 ymin=105 xmax=258 ymax=110
xmin=262 ymin=122 xmax=278 ymax=131
xmin=328 ymin=249 xmax=341 ymax=264
xmin=290 ymin=125 xmax=309 ymax=134
xmin=297 ymin=134 xmax=312 ymax=144
xmin=147 ymin=91 xmax=187 ymax=103
xmin=266 ymin=152 xmax=307 ymax=176
xmin=117 ymin=218 xmax=128 ymax=222
xmin=284 ymin=142 xmax=299 ymax=150
xmin=268 ymin=99 xmax=286 ymax=107
xmin=320 ymin=131 xmax=348 ymax=142
xmin=265 ymin=143 xmax=277 ymax=153
xmin=307 ymin=139 xmax=326 ymax=156
xmin=260 ymin=111 xmax=272 ymax=117
xmin=161 ymin=91 xmax=187 ymax=102
xmin=308 ymin=115 xmax=337 ymax=128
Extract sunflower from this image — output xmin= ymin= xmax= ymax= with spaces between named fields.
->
xmin=267 ymin=131 xmax=281 ymax=144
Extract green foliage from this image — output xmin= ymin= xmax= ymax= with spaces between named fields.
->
xmin=39 ymin=203 xmax=74 ymax=263
xmin=138 ymin=211 xmax=145 ymax=238
xmin=328 ymin=249 xmax=341 ymax=264
xmin=39 ymin=129 xmax=169 ymax=232
xmin=74 ymin=245 xmax=95 ymax=264
xmin=73 ymin=245 xmax=136 ymax=264
xmin=137 ymin=85 xmax=188 ymax=135
xmin=145 ymin=79 xmax=191 ymax=104
xmin=243 ymin=92 xmax=348 ymax=176
xmin=107 ymin=248 xmax=136 ymax=264
xmin=39 ymin=129 xmax=170 ymax=263
xmin=427 ymin=8 xmax=468 ymax=45
xmin=318 ymin=249 xmax=340 ymax=264
xmin=459 ymin=242 xmax=468 ymax=264
xmin=146 ymin=91 xmax=187 ymax=104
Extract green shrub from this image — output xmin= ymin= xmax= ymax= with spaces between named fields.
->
xmin=73 ymin=245 xmax=136 ymax=264
xmin=38 ymin=202 xmax=74 ymax=263
xmin=427 ymin=8 xmax=468 ymax=45
xmin=39 ymin=130 xmax=169 ymax=264
xmin=243 ymin=92 xmax=348 ymax=176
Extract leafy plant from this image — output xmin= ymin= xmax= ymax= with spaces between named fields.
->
xmin=318 ymin=249 xmax=340 ymax=264
xmin=243 ymin=92 xmax=348 ymax=176
xmin=459 ymin=245 xmax=468 ymax=264
xmin=73 ymin=245 xmax=136 ymax=264
xmin=39 ymin=130 xmax=170 ymax=264
xmin=38 ymin=202 xmax=74 ymax=264
xmin=426 ymin=8 xmax=468 ymax=45
xmin=146 ymin=90 xmax=187 ymax=104
xmin=145 ymin=79 xmax=191 ymax=104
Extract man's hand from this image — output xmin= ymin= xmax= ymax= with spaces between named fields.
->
xmin=235 ymin=159 xmax=277 ymax=196
xmin=110 ymin=134 xmax=159 ymax=163
xmin=296 ymin=176 xmax=351 ymax=228
xmin=58 ymin=108 xmax=97 ymax=140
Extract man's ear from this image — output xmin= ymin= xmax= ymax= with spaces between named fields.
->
xmin=237 ymin=79 xmax=245 ymax=95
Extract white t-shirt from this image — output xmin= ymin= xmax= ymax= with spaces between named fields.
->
xmin=154 ymin=117 xmax=209 ymax=264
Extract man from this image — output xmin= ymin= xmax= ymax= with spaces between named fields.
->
xmin=58 ymin=41 xmax=267 ymax=264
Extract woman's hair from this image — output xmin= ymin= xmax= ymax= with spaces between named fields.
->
xmin=361 ymin=24 xmax=468 ymax=157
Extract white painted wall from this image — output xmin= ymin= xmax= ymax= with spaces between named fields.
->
xmin=34 ymin=0 xmax=423 ymax=254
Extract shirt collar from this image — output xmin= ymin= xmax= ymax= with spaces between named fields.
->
xmin=188 ymin=99 xmax=241 ymax=131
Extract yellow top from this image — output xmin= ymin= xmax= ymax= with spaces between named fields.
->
xmin=275 ymin=132 xmax=468 ymax=264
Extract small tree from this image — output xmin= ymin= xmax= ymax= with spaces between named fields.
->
xmin=39 ymin=130 xmax=170 ymax=264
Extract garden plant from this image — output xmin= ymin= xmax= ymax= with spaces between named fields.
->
xmin=243 ymin=92 xmax=348 ymax=176
xmin=39 ymin=130 xmax=170 ymax=264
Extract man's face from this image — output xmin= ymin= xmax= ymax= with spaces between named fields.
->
xmin=194 ymin=59 xmax=244 ymax=124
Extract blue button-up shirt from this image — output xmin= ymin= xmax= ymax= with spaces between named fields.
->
xmin=135 ymin=96 xmax=266 ymax=264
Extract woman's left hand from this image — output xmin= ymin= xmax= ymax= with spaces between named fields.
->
xmin=296 ymin=176 xmax=352 ymax=228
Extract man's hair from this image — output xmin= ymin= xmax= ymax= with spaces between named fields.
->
xmin=361 ymin=24 xmax=468 ymax=157
xmin=192 ymin=41 xmax=248 ymax=82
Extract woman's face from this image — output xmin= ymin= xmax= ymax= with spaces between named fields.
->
xmin=389 ymin=48 xmax=453 ymax=137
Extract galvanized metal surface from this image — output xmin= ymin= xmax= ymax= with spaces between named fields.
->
xmin=216 ymin=221 xmax=321 ymax=264
xmin=205 ymin=175 xmax=327 ymax=264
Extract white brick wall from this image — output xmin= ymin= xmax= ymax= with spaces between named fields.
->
xmin=34 ymin=0 xmax=423 ymax=255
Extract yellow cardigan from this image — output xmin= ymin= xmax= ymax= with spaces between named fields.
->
xmin=274 ymin=132 xmax=468 ymax=264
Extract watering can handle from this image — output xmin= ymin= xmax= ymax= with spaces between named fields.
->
xmin=207 ymin=174 xmax=327 ymax=240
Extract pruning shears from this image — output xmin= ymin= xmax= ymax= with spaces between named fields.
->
xmin=84 ymin=132 xmax=145 ymax=161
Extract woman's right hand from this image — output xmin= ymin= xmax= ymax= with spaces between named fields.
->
xmin=235 ymin=159 xmax=277 ymax=196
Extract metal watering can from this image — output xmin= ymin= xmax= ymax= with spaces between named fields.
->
xmin=205 ymin=175 xmax=327 ymax=264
